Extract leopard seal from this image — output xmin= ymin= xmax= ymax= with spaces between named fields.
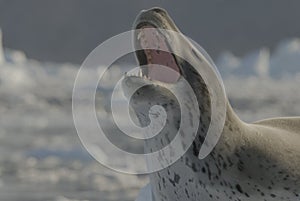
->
xmin=122 ymin=7 xmax=300 ymax=201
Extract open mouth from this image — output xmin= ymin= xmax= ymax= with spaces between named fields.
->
xmin=134 ymin=24 xmax=182 ymax=83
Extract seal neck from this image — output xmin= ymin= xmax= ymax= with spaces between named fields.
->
xmin=226 ymin=101 xmax=245 ymax=126
xmin=212 ymin=100 xmax=250 ymax=154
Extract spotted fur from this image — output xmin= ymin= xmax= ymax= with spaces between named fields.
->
xmin=123 ymin=7 xmax=300 ymax=201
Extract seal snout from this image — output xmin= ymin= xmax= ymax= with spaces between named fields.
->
xmin=140 ymin=7 xmax=167 ymax=15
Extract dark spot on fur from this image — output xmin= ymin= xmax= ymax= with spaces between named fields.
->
xmin=236 ymin=184 xmax=244 ymax=194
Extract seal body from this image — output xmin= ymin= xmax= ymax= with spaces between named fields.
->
xmin=123 ymin=7 xmax=300 ymax=201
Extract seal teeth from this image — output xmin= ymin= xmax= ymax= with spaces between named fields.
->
xmin=125 ymin=70 xmax=147 ymax=78
xmin=155 ymin=30 xmax=160 ymax=40
xmin=137 ymin=31 xmax=143 ymax=40
xmin=160 ymin=30 xmax=171 ymax=43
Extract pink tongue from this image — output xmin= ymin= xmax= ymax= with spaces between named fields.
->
xmin=140 ymin=27 xmax=181 ymax=83
xmin=147 ymin=54 xmax=181 ymax=83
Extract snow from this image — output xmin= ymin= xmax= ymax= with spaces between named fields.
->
xmin=135 ymin=184 xmax=153 ymax=201
xmin=217 ymin=38 xmax=300 ymax=79
xmin=0 ymin=29 xmax=299 ymax=200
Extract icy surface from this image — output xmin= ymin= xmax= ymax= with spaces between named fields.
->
xmin=0 ymin=36 xmax=299 ymax=200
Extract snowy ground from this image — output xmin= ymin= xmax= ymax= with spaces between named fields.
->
xmin=0 ymin=33 xmax=299 ymax=200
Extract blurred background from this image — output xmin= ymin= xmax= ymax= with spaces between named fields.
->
xmin=0 ymin=1 xmax=299 ymax=201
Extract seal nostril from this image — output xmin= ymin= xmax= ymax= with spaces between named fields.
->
xmin=151 ymin=7 xmax=166 ymax=15
xmin=153 ymin=8 xmax=162 ymax=13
